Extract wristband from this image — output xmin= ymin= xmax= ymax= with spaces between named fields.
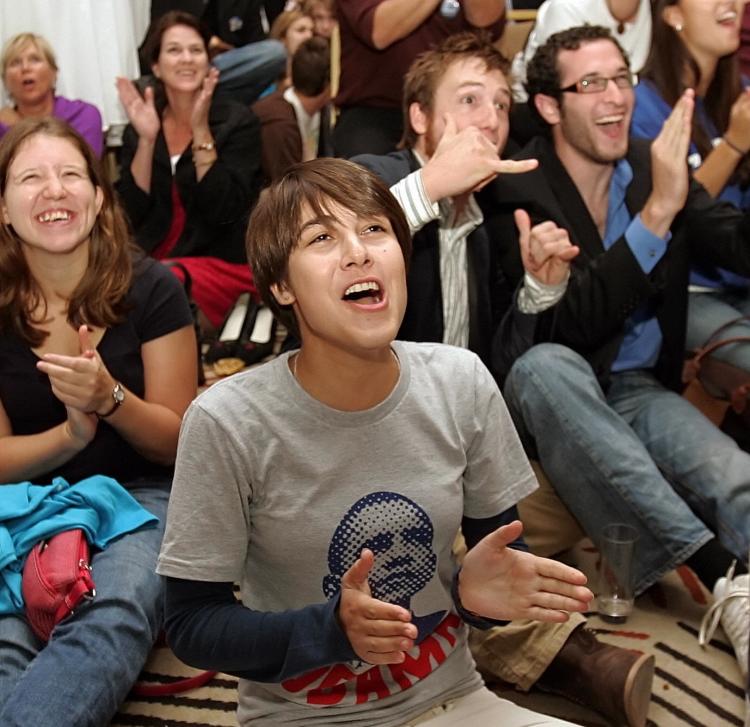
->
xmin=723 ymin=135 xmax=746 ymax=156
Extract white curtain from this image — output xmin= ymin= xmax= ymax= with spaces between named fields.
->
xmin=0 ymin=0 xmax=150 ymax=133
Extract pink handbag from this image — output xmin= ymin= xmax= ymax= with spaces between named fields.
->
xmin=22 ymin=529 xmax=96 ymax=641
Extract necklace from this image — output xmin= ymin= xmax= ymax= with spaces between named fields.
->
xmin=291 ymin=349 xmax=400 ymax=380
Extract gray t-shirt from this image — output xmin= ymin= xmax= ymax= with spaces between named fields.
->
xmin=158 ymin=341 xmax=537 ymax=725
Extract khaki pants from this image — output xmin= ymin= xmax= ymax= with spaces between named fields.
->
xmin=405 ymin=685 xmax=581 ymax=726
xmin=469 ymin=614 xmax=585 ymax=692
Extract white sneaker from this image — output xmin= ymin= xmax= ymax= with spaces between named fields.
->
xmin=699 ymin=564 xmax=749 ymax=681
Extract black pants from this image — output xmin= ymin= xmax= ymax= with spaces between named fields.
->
xmin=332 ymin=106 xmax=403 ymax=159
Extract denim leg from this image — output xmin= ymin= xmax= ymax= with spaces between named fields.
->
xmin=607 ymin=370 xmax=750 ymax=561
xmin=0 ymin=614 xmax=42 ymax=707
xmin=0 ymin=486 xmax=169 ymax=727
xmin=213 ymin=40 xmax=287 ymax=105
xmin=504 ymin=344 xmax=712 ymax=595
xmin=685 ymin=290 xmax=750 ymax=372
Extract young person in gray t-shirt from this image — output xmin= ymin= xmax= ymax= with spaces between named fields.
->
xmin=157 ymin=158 xmax=592 ymax=726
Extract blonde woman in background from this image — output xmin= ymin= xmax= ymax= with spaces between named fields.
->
xmin=270 ymin=9 xmax=314 ymax=89
xmin=0 ymin=33 xmax=103 ymax=156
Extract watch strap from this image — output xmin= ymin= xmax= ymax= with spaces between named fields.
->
xmin=97 ymin=382 xmax=124 ymax=419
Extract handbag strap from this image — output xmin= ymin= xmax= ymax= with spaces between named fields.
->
xmin=693 ymin=334 xmax=750 ymax=364
xmin=683 ymin=315 xmax=750 ymax=386
xmin=54 ymin=568 xmax=95 ymax=624
xmin=685 ymin=335 xmax=750 ymax=414
xmin=700 ymin=314 xmax=750 ymax=347
xmin=131 ymin=669 xmax=218 ymax=697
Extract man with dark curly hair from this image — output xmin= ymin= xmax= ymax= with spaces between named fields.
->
xmin=483 ymin=24 xmax=750 ymax=681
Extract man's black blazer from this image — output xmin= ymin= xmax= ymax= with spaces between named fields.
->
xmin=481 ymin=135 xmax=750 ymax=391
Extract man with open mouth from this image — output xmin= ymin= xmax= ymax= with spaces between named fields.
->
xmin=484 ymin=23 xmax=750 ymax=686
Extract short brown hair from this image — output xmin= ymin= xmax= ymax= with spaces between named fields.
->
xmin=144 ymin=10 xmax=211 ymax=67
xmin=141 ymin=11 xmax=212 ymax=112
xmin=246 ymin=158 xmax=411 ymax=336
xmin=0 ymin=118 xmax=134 ymax=346
xmin=291 ymin=36 xmax=330 ymax=97
xmin=400 ymin=31 xmax=509 ymax=149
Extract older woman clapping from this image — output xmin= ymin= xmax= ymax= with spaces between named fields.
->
xmin=116 ymin=11 xmax=263 ymax=331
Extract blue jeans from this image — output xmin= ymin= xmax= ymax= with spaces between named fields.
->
xmin=213 ymin=39 xmax=286 ymax=105
xmin=686 ymin=289 xmax=750 ymax=382
xmin=504 ymin=344 xmax=750 ymax=594
xmin=0 ymin=484 xmax=169 ymax=727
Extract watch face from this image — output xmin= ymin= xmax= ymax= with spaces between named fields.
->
xmin=113 ymin=384 xmax=125 ymax=403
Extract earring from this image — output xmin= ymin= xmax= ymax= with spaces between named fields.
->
xmin=675 ymin=23 xmax=683 ymax=32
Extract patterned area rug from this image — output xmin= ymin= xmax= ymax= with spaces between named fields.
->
xmin=488 ymin=552 xmax=747 ymax=727
xmin=113 ymin=553 xmax=746 ymax=726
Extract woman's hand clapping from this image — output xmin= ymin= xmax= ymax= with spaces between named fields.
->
xmin=37 ymin=325 xmax=118 ymax=420
xmin=116 ymin=77 xmax=161 ymax=142
xmin=190 ymin=67 xmax=219 ymax=138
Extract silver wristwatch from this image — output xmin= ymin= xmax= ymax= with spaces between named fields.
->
xmin=98 ymin=382 xmax=125 ymax=418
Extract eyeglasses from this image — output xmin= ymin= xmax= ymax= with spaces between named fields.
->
xmin=559 ymin=72 xmax=637 ymax=94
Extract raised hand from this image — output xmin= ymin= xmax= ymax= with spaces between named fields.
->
xmin=515 ymin=209 xmax=579 ymax=286
xmin=725 ymin=87 xmax=750 ymax=155
xmin=36 ymin=325 xmax=117 ymax=417
xmin=338 ymin=549 xmax=418 ymax=665
xmin=190 ymin=66 xmax=219 ymax=137
xmin=458 ymin=520 xmax=593 ymax=623
xmin=642 ymin=88 xmax=695 ymax=237
xmin=116 ymin=77 xmax=160 ymax=142
xmin=421 ymin=112 xmax=538 ymax=203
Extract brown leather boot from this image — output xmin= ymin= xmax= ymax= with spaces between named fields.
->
xmin=536 ymin=626 xmax=655 ymax=727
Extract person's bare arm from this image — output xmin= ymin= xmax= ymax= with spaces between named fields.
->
xmin=95 ymin=326 xmax=198 ymax=465
xmin=693 ymin=88 xmax=750 ymax=197
xmin=607 ymin=0 xmax=642 ymax=23
xmin=462 ymin=0 xmax=505 ymax=28
xmin=0 ymin=395 xmax=95 ymax=483
xmin=370 ymin=0 xmax=442 ymax=49
xmin=36 ymin=325 xmax=197 ymax=468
